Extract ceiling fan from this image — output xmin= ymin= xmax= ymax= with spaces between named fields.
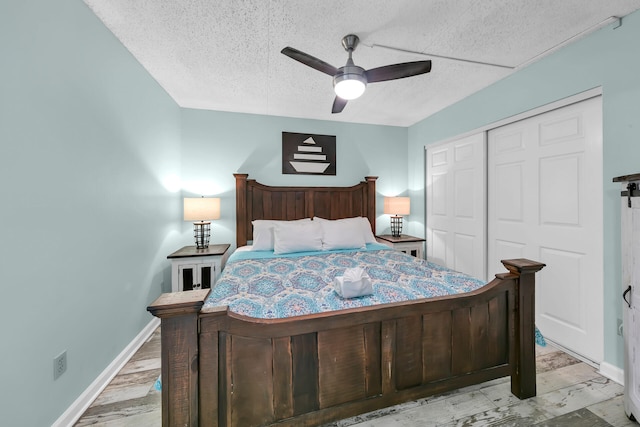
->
xmin=281 ymin=34 xmax=432 ymax=114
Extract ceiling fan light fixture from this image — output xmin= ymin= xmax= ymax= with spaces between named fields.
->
xmin=333 ymin=73 xmax=366 ymax=100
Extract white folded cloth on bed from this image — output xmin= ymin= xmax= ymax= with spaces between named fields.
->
xmin=333 ymin=267 xmax=373 ymax=299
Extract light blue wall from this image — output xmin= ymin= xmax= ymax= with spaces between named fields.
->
xmin=0 ymin=1 xmax=182 ymax=425
xmin=179 ymin=108 xmax=408 ymax=247
xmin=408 ymin=10 xmax=640 ymax=369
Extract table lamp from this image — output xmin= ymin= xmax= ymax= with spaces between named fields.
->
xmin=184 ymin=197 xmax=220 ymax=249
xmin=383 ymin=197 xmax=410 ymax=237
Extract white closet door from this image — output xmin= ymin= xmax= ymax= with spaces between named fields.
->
xmin=488 ymin=96 xmax=603 ymax=363
xmin=426 ymin=133 xmax=486 ymax=280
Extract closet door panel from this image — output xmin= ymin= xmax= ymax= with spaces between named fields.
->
xmin=488 ymin=96 xmax=603 ymax=363
xmin=426 ymin=133 xmax=486 ymax=280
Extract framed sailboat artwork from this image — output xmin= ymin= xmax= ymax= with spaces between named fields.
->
xmin=282 ymin=132 xmax=336 ymax=175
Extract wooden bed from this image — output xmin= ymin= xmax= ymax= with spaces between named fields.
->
xmin=147 ymin=174 xmax=545 ymax=427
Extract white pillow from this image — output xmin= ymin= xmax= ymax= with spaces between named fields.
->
xmin=273 ymin=221 xmax=323 ymax=254
xmin=252 ymin=218 xmax=311 ymax=251
xmin=314 ymin=216 xmax=376 ymax=244
xmin=314 ymin=217 xmax=367 ymax=250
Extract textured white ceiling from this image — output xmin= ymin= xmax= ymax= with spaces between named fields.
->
xmin=83 ymin=1 xmax=640 ymax=127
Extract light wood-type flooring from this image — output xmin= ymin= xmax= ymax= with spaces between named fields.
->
xmin=75 ymin=327 xmax=637 ymax=426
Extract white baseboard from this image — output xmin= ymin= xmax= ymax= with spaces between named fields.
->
xmin=52 ymin=317 xmax=161 ymax=427
xmin=599 ymin=361 xmax=624 ymax=386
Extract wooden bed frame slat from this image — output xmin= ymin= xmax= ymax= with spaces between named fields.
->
xmin=422 ymin=311 xmax=452 ymax=382
xmin=148 ymin=176 xmax=545 ymax=427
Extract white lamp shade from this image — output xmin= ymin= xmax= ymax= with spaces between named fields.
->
xmin=383 ymin=197 xmax=410 ymax=216
xmin=334 ymin=77 xmax=366 ymax=100
xmin=184 ymin=197 xmax=220 ymax=221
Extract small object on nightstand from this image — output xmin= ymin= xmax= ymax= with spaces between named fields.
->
xmin=168 ymin=244 xmax=230 ymax=292
xmin=383 ymin=197 xmax=410 ymax=237
xmin=183 ymin=197 xmax=221 ymax=249
xmin=376 ymin=234 xmax=425 ymax=259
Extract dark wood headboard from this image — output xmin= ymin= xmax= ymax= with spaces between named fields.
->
xmin=234 ymin=174 xmax=378 ymax=248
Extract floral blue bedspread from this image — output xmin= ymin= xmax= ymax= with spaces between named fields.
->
xmin=204 ymin=247 xmax=487 ymax=318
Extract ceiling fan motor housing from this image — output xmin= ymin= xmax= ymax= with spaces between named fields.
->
xmin=333 ymin=62 xmax=367 ymax=100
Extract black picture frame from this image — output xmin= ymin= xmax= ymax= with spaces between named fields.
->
xmin=282 ymin=132 xmax=336 ymax=175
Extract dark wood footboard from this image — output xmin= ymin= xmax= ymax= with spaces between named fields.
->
xmin=148 ymin=259 xmax=544 ymax=427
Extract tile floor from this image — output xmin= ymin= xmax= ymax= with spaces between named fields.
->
xmin=75 ymin=328 xmax=162 ymax=426
xmin=75 ymin=328 xmax=637 ymax=426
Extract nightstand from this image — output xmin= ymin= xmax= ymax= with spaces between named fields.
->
xmin=168 ymin=244 xmax=230 ymax=292
xmin=376 ymin=234 xmax=425 ymax=259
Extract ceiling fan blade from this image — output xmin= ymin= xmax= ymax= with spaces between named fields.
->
xmin=281 ymin=47 xmax=338 ymax=76
xmin=332 ymin=96 xmax=348 ymax=114
xmin=364 ymin=60 xmax=432 ymax=83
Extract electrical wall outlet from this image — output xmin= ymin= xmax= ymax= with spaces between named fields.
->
xmin=53 ymin=350 xmax=67 ymax=380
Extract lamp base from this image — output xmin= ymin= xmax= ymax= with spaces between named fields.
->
xmin=193 ymin=221 xmax=211 ymax=249
xmin=390 ymin=216 xmax=403 ymax=237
